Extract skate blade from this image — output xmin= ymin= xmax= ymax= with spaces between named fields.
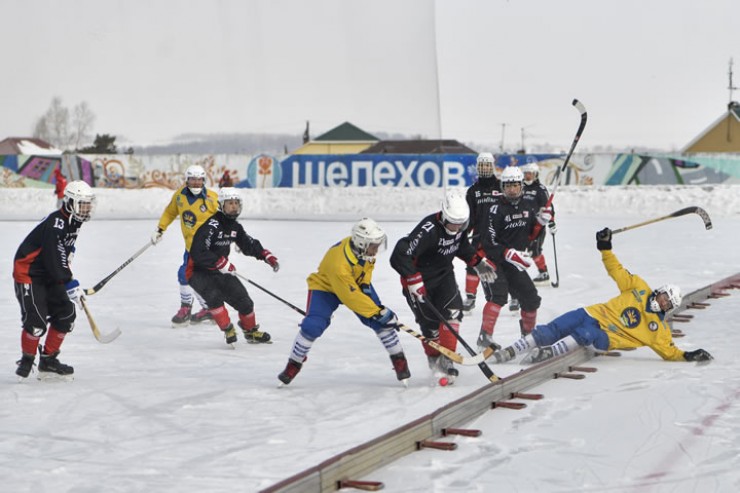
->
xmin=399 ymin=378 xmax=409 ymax=388
xmin=171 ymin=322 xmax=191 ymax=329
xmin=37 ymin=372 xmax=74 ymax=382
xmin=245 ymin=339 xmax=273 ymax=345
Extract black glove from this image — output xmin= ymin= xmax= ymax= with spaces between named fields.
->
xmin=684 ymin=349 xmax=713 ymax=362
xmin=596 ymin=228 xmax=612 ymax=251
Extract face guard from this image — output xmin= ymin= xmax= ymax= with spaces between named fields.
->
xmin=649 ymin=284 xmax=682 ymax=313
xmin=218 ymin=187 xmax=242 ymax=219
xmin=63 ymin=181 xmax=96 ymax=222
xmin=500 ymin=166 xmax=524 ymax=202
xmin=185 ymin=165 xmax=207 ymax=195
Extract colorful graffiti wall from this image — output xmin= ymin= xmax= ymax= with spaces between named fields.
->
xmin=1 ymin=152 xmax=738 ymax=189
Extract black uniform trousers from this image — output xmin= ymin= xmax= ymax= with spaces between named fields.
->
xmin=15 ymin=281 xmax=76 ymax=335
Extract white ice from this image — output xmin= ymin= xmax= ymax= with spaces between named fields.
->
xmin=1 ymin=186 xmax=739 ymax=492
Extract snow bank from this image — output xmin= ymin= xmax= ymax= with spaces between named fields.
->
xmin=2 ymin=185 xmax=739 ymax=221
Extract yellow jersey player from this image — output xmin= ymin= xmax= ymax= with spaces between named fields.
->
xmin=277 ymin=218 xmax=410 ymax=386
xmin=150 ymin=164 xmax=219 ymax=327
xmin=490 ymin=227 xmax=713 ymax=365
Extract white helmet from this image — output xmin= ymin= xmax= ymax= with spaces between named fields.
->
xmin=351 ymin=218 xmax=387 ymax=262
xmin=441 ymin=189 xmax=470 ymax=234
xmin=521 ymin=162 xmax=540 ymax=185
xmin=185 ymin=165 xmax=207 ymax=195
xmin=218 ymin=187 xmax=242 ymax=220
xmin=476 ymin=152 xmax=495 ymax=178
xmin=500 ymin=166 xmax=524 ymax=202
xmin=649 ymin=284 xmax=682 ymax=313
xmin=63 ymin=180 xmax=96 ymax=222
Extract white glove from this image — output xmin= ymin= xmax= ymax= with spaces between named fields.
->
xmin=215 ymin=256 xmax=236 ymax=275
xmin=405 ymin=273 xmax=426 ymax=303
xmin=504 ymin=249 xmax=532 ymax=272
xmin=536 ymin=207 xmax=553 ymax=226
xmin=151 ymin=228 xmax=164 ymax=245
xmin=472 ymin=257 xmax=497 ymax=283
xmin=65 ymin=279 xmax=84 ymax=306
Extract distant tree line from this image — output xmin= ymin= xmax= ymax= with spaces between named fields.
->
xmin=32 ymin=96 xmax=126 ymax=154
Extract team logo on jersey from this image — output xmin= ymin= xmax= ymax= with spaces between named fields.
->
xmin=648 ymin=321 xmax=658 ymax=332
xmin=182 ymin=211 xmax=197 ymax=229
xmin=620 ymin=307 xmax=641 ymax=328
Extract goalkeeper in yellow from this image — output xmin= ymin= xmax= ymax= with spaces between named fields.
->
xmin=150 ymin=164 xmax=219 ymax=326
xmin=490 ymin=227 xmax=713 ymax=364
xmin=277 ymin=218 xmax=411 ymax=386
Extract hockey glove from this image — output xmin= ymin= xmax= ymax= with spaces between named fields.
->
xmin=372 ymin=307 xmax=399 ymax=330
xmin=261 ymin=249 xmax=280 ymax=272
xmin=536 ymin=206 xmax=554 ymax=226
xmin=596 ymin=228 xmax=612 ymax=251
xmin=65 ymin=279 xmax=84 ymax=306
xmin=684 ymin=348 xmax=713 ymax=362
xmin=404 ymin=273 xmax=426 ymax=303
xmin=548 ymin=221 xmax=557 ymax=235
xmin=215 ymin=256 xmax=237 ymax=275
xmin=504 ymin=248 xmax=532 ymax=272
xmin=151 ymin=228 xmax=164 ymax=245
xmin=472 ymin=257 xmax=497 ymax=284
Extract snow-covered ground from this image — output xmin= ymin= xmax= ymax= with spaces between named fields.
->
xmin=1 ymin=186 xmax=739 ymax=492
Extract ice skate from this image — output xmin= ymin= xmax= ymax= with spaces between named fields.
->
xmin=533 ymin=271 xmax=550 ymax=284
xmin=38 ymin=348 xmax=74 ymax=381
xmin=509 ymin=298 xmax=520 ymax=312
xmin=239 ymin=322 xmax=272 ymax=344
xmin=462 ymin=294 xmax=476 ymax=313
xmin=520 ymin=346 xmax=554 ymax=365
xmin=15 ymin=353 xmax=35 ymax=380
xmin=491 ymin=346 xmax=516 ymax=364
xmin=390 ymin=352 xmax=411 ymax=386
xmin=171 ymin=303 xmax=192 ymax=328
xmin=476 ymin=331 xmax=501 ymax=353
xmin=278 ymin=358 xmax=304 ymax=386
xmin=427 ymin=354 xmax=458 ymax=386
xmin=222 ymin=324 xmax=238 ymax=347
xmin=190 ymin=308 xmax=214 ymax=325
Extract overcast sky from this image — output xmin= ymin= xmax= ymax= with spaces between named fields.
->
xmin=2 ymin=0 xmax=738 ymax=151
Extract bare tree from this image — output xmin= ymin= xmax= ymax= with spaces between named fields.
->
xmin=32 ymin=96 xmax=96 ymax=150
xmin=71 ymin=102 xmax=95 ymax=150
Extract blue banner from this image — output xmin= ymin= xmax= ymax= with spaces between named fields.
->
xmin=244 ymin=154 xmax=478 ymax=188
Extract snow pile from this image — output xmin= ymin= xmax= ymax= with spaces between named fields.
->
xmin=16 ymin=140 xmax=63 ymax=155
xmin=2 ymin=184 xmax=739 ymax=221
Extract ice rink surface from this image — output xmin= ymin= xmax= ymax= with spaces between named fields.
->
xmin=2 ymin=186 xmax=740 ymax=492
